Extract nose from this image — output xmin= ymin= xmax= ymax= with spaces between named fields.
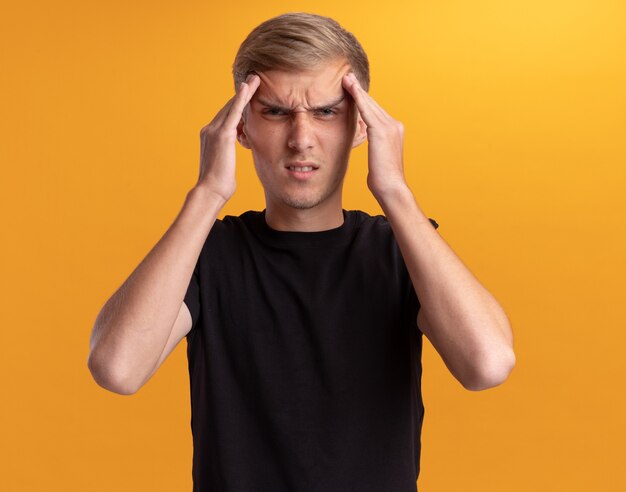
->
xmin=287 ymin=112 xmax=315 ymax=153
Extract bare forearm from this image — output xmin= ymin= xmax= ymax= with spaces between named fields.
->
xmin=88 ymin=186 xmax=224 ymax=393
xmin=378 ymin=185 xmax=515 ymax=390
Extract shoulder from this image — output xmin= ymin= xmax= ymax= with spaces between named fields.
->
xmin=345 ymin=210 xmax=398 ymax=254
xmin=345 ymin=209 xmax=439 ymax=263
xmin=207 ymin=210 xmax=263 ymax=237
xmin=349 ymin=209 xmax=439 ymax=232
xmin=196 ymin=210 xmax=261 ymax=259
xmin=348 ymin=209 xmax=438 ymax=229
xmin=349 ymin=209 xmax=390 ymax=231
xmin=213 ymin=210 xmax=262 ymax=228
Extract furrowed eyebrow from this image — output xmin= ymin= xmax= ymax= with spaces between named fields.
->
xmin=257 ymin=95 xmax=345 ymax=112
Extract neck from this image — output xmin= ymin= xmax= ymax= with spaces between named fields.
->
xmin=264 ymin=196 xmax=345 ymax=232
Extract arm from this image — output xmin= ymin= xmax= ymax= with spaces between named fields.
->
xmin=377 ymin=189 xmax=514 ymax=391
xmin=342 ymin=73 xmax=515 ymax=391
xmin=88 ymin=74 xmax=260 ymax=395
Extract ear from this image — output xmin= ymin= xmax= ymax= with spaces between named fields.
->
xmin=236 ymin=116 xmax=251 ymax=149
xmin=351 ymin=113 xmax=367 ymax=148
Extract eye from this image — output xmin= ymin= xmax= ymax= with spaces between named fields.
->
xmin=315 ymin=108 xmax=336 ymax=117
xmin=263 ymin=108 xmax=287 ymax=117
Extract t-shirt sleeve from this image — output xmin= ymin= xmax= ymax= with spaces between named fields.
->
xmin=184 ymin=262 xmax=201 ymax=330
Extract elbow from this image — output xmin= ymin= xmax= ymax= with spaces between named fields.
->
xmin=87 ymin=350 xmax=142 ymax=396
xmin=460 ymin=347 xmax=516 ymax=391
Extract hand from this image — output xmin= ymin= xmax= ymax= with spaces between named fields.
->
xmin=341 ymin=72 xmax=408 ymax=201
xmin=196 ymin=73 xmax=260 ymax=202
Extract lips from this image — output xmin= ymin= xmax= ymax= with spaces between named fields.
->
xmin=288 ymin=165 xmax=314 ymax=172
xmin=285 ymin=161 xmax=318 ymax=180
xmin=285 ymin=162 xmax=319 ymax=172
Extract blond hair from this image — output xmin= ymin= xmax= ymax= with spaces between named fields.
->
xmin=232 ymin=12 xmax=370 ymax=91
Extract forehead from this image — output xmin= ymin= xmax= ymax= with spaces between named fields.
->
xmin=253 ymin=58 xmax=351 ymax=106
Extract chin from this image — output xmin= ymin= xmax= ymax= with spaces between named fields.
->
xmin=282 ymin=195 xmax=325 ymax=210
xmin=285 ymin=182 xmax=346 ymax=210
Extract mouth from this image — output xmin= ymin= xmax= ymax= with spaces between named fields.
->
xmin=285 ymin=162 xmax=319 ymax=172
xmin=285 ymin=162 xmax=319 ymax=180
xmin=287 ymin=165 xmax=315 ymax=172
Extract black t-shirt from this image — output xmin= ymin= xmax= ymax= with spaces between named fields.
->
xmin=183 ymin=209 xmax=438 ymax=491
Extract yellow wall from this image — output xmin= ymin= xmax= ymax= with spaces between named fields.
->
xmin=2 ymin=1 xmax=624 ymax=490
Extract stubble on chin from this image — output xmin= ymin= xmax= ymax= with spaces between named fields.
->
xmin=278 ymin=176 xmax=345 ymax=210
xmin=281 ymin=194 xmax=325 ymax=210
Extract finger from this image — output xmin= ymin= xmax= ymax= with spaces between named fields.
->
xmin=342 ymin=73 xmax=390 ymax=126
xmin=224 ymin=73 xmax=260 ymax=129
xmin=346 ymin=73 xmax=391 ymax=117
xmin=208 ymin=96 xmax=236 ymax=128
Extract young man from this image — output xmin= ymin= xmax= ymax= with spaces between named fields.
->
xmin=88 ymin=13 xmax=515 ymax=491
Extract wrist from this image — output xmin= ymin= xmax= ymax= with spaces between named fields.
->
xmin=370 ymin=179 xmax=413 ymax=209
xmin=376 ymin=186 xmax=434 ymax=231
xmin=186 ymin=185 xmax=229 ymax=217
xmin=189 ymin=183 xmax=230 ymax=210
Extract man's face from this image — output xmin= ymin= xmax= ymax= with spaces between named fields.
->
xmin=238 ymin=57 xmax=366 ymax=211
